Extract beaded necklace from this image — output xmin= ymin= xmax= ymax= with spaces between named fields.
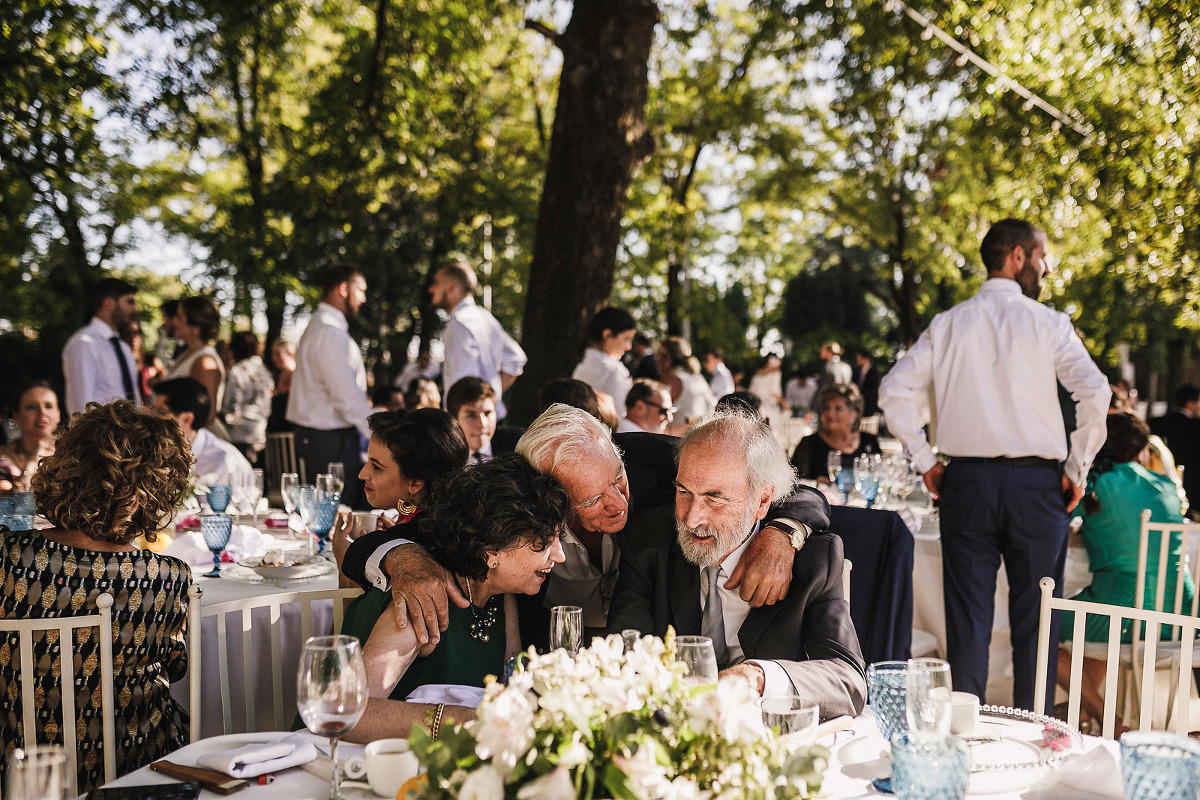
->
xmin=462 ymin=577 xmax=500 ymax=643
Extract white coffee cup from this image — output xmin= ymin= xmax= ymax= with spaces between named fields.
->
xmin=344 ymin=738 xmax=420 ymax=797
xmin=352 ymin=510 xmax=382 ymax=534
xmin=950 ymin=690 xmax=980 ymax=735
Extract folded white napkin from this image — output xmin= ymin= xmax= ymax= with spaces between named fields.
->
xmin=196 ymin=737 xmax=319 ymax=778
xmin=895 ymin=505 xmax=921 ymax=535
xmin=164 ymin=525 xmax=278 ymax=567
xmin=1055 ymin=740 xmax=1123 ymax=798
xmin=405 ymin=683 xmax=486 ymax=708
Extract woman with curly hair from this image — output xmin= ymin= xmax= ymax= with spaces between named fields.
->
xmin=0 ymin=400 xmax=193 ymax=792
xmin=339 ymin=454 xmax=569 ymax=742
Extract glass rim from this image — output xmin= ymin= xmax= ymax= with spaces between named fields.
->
xmin=907 ymin=657 xmax=951 ymax=672
xmin=1120 ymin=730 xmax=1200 ymax=756
xmin=868 ymin=660 xmax=910 ymax=671
xmin=675 ymin=635 xmax=715 ymax=645
xmin=549 ymin=605 xmax=582 ymax=614
xmin=303 ymin=634 xmax=361 ymax=650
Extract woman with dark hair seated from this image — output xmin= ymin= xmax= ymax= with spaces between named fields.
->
xmin=1058 ymin=412 xmax=1196 ymax=732
xmin=340 ymin=454 xmax=569 ymax=742
xmin=0 ymin=401 xmax=192 ymax=791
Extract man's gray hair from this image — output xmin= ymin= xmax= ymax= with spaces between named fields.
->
xmin=677 ymin=411 xmax=797 ymax=502
xmin=516 ymin=403 xmax=622 ymax=475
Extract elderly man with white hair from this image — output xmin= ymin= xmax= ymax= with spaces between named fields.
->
xmin=341 ymin=404 xmax=831 ymax=652
xmin=607 ymin=412 xmax=866 ymax=719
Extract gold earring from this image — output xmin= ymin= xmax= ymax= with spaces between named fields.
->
xmin=489 ymin=562 xmax=498 ymax=569
xmin=397 ymin=497 xmax=417 ymax=515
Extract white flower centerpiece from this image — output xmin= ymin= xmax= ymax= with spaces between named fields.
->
xmin=409 ymin=630 xmax=829 ymax=800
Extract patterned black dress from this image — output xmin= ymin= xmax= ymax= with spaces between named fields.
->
xmin=0 ymin=531 xmax=191 ymax=791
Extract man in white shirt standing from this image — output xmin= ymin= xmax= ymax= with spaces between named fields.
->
xmin=153 ymin=377 xmax=253 ymax=487
xmin=878 ymin=218 xmax=1110 ymax=713
xmin=62 ymin=277 xmax=141 ymax=416
xmin=287 ymin=264 xmax=374 ymax=508
xmin=704 ymin=348 xmax=736 ymax=399
xmin=428 ymin=261 xmax=526 ymax=421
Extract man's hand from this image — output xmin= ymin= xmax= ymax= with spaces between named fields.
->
xmin=383 ymin=546 xmax=469 ymax=645
xmin=1062 ymin=475 xmax=1084 ymax=513
xmin=725 ymin=528 xmax=793 ymax=607
xmin=923 ymin=462 xmax=946 ymax=497
xmin=719 ymin=662 xmax=766 ymax=695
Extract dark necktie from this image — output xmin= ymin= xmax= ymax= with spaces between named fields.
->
xmin=702 ymin=565 xmax=730 ymax=668
xmin=110 ymin=336 xmax=136 ymax=401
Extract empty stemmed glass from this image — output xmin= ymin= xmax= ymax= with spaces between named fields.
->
xmin=6 ymin=744 xmax=67 ymax=800
xmin=826 ymin=451 xmax=842 ymax=484
xmin=673 ymin=635 xmax=719 ymax=687
xmin=907 ymin=657 xmax=953 ymax=743
xmin=326 ymin=463 xmax=345 ymax=495
xmin=200 ymin=513 xmax=234 ymax=578
xmin=245 ymin=468 xmax=265 ymax=523
xmin=297 ymin=635 xmax=367 ymax=800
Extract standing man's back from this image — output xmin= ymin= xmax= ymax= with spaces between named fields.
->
xmin=62 ymin=277 xmax=141 ymax=416
xmin=428 ymin=261 xmax=526 ymax=421
xmin=879 ymin=218 xmax=1110 ymax=712
xmin=286 ymin=264 xmax=374 ymax=508
xmin=1149 ymin=384 xmax=1200 ymax=512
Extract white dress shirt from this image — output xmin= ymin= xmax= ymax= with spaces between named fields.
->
xmin=286 ymin=303 xmax=373 ymax=437
xmin=878 ymin=277 xmax=1111 ymax=486
xmin=441 ymin=297 xmax=526 ymax=419
xmin=62 ymin=317 xmax=141 ymax=415
xmin=191 ymin=427 xmax=254 ymax=487
xmin=572 ymin=348 xmax=634 ymax=416
xmin=617 ymin=417 xmax=645 ymax=433
xmin=704 ymin=525 xmax=792 ymax=698
xmin=708 ymin=362 xmax=736 ymax=399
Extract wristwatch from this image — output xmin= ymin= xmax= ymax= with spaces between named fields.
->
xmin=767 ymin=518 xmax=810 ymax=550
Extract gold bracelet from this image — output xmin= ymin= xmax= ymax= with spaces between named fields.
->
xmin=430 ymin=702 xmax=445 ymax=740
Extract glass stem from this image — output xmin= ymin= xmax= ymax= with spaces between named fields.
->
xmin=212 ymin=550 xmax=221 ymax=575
xmin=329 ymin=735 xmax=341 ymax=799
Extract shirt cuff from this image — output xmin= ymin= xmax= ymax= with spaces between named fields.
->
xmin=752 ymin=659 xmax=793 ymax=699
xmin=363 ymin=537 xmax=411 ymax=591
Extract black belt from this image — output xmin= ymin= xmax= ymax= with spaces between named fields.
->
xmin=948 ymin=456 xmax=1060 ymax=470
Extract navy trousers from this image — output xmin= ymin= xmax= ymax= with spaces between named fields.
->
xmin=939 ymin=460 xmax=1069 ymax=713
xmin=292 ymin=425 xmax=367 ymax=510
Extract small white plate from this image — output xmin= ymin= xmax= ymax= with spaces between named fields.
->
xmin=237 ymin=553 xmax=324 ymax=579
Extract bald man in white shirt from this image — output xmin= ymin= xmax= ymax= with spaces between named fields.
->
xmin=879 ymin=218 xmax=1110 ymax=713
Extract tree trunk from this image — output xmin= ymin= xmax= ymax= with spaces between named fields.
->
xmin=508 ymin=0 xmax=659 ymax=425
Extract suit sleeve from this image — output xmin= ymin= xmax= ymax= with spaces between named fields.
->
xmin=764 ymin=484 xmax=831 ymax=533
xmin=605 ymin=527 xmax=661 ymax=637
xmin=770 ymin=535 xmax=867 ymax=718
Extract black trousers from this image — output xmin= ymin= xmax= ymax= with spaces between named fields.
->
xmin=939 ymin=459 xmax=1069 ymax=713
xmin=291 ymin=425 xmax=366 ymax=510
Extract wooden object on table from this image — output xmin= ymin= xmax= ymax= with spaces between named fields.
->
xmin=149 ymin=760 xmax=249 ymax=794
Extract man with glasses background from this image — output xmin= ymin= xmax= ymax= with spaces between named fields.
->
xmin=618 ymin=379 xmax=675 ymax=434
xmin=341 ymin=404 xmax=830 ymax=651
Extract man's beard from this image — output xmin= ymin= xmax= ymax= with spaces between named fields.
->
xmin=676 ymin=506 xmax=757 ymax=568
xmin=1016 ymin=257 xmax=1042 ymax=299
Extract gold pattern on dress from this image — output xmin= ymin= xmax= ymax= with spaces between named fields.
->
xmin=146 ymin=558 xmax=160 ymax=579
xmin=71 ymin=587 xmax=87 ymax=611
xmin=63 ymin=552 xmax=78 ymax=577
xmin=34 ymin=549 xmax=49 ymax=572
xmin=81 ymin=651 xmax=98 ymax=677
xmin=13 ymin=576 xmax=27 ymax=605
xmin=91 ymin=559 xmax=105 ymax=579
xmin=128 ymin=588 xmax=142 ymax=613
xmin=119 ymin=560 xmax=134 ymax=581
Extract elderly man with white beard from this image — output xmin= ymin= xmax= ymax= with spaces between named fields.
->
xmin=606 ymin=411 xmax=867 ymax=719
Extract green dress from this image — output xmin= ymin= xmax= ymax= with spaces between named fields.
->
xmin=1061 ymin=461 xmax=1196 ymax=642
xmin=341 ymin=587 xmax=507 ymax=700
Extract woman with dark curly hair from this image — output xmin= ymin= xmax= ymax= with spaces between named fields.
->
xmin=0 ymin=400 xmax=193 ymax=792
xmin=339 ymin=454 xmax=569 ymax=742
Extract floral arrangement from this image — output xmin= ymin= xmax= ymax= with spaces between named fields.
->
xmin=409 ymin=630 xmax=829 ymax=800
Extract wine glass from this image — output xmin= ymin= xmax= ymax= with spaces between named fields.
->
xmin=200 ymin=513 xmax=233 ymax=578
xmin=326 ymin=462 xmax=345 ymax=495
xmin=906 ymin=657 xmax=953 ymax=744
xmin=6 ymin=745 xmax=67 ymax=800
xmin=207 ymin=484 xmax=231 ymax=513
xmin=315 ymin=473 xmax=334 ymax=496
xmin=281 ymin=472 xmax=299 ymax=514
xmin=549 ymin=605 xmax=582 ymax=654
xmin=297 ymin=635 xmax=368 ymax=800
xmin=673 ymin=635 xmax=719 ymax=686
xmin=835 ymin=457 xmax=855 ymax=503
xmin=826 ymin=451 xmax=843 ymax=484
xmin=854 ymin=453 xmax=881 ymax=508
xmin=297 ymin=486 xmax=318 ymax=556
xmin=245 ymin=468 xmax=265 ymax=523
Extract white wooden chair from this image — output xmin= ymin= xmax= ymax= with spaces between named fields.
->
xmin=1035 ymin=577 xmax=1200 ymax=739
xmin=0 ymin=593 xmax=117 ymax=796
xmin=186 ymin=584 xmax=364 ymax=741
xmin=264 ymin=432 xmax=304 ymax=506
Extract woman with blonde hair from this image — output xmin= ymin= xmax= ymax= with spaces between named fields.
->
xmin=655 ymin=336 xmax=715 ymax=424
xmin=0 ymin=401 xmax=192 ymax=791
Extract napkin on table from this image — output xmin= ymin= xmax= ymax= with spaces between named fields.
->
xmin=196 ymin=736 xmax=318 ymax=778
xmin=163 ymin=525 xmax=278 ymax=566
xmin=1054 ymin=740 xmax=1123 ymax=799
xmin=405 ymin=683 xmax=486 ymax=708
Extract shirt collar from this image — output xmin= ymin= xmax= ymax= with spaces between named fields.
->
xmin=978 ymin=276 xmax=1023 ymax=295
xmin=316 ymin=301 xmax=349 ymax=330
xmin=89 ymin=316 xmax=118 ymax=337
xmin=452 ymin=296 xmax=476 ymax=314
xmin=717 ymin=520 xmax=762 ymax=572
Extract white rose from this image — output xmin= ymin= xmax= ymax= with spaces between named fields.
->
xmin=459 ymin=766 xmax=505 ymax=800
xmin=474 ymin=690 xmax=536 ymax=770
xmin=515 ymin=767 xmax=576 ymax=800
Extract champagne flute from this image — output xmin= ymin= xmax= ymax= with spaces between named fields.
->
xmin=297 ymin=635 xmax=368 ymax=800
xmin=673 ymin=635 xmax=719 ymax=686
xmin=549 ymin=605 xmax=583 ymax=654
xmin=906 ymin=657 xmax=953 ymax=744
xmin=326 ymin=462 xmax=346 ymax=495
xmin=6 ymin=745 xmax=67 ymax=800
xmin=246 ymin=468 xmax=265 ymax=523
xmin=281 ymin=473 xmax=299 ymax=514
xmin=297 ymin=486 xmax=318 ymax=556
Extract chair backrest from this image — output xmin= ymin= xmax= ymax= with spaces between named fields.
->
xmin=1136 ymin=508 xmax=1200 ymax=620
xmin=264 ymin=432 xmax=304 ymax=505
xmin=186 ymin=584 xmax=364 ymax=741
xmin=1035 ymin=577 xmax=1200 ymax=738
xmin=0 ymin=593 xmax=117 ymax=795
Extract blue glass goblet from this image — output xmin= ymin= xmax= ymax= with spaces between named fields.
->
xmin=309 ymin=493 xmax=339 ymax=557
xmin=1121 ymin=731 xmax=1200 ymax=800
xmin=891 ymin=733 xmax=970 ymax=800
xmin=200 ymin=513 xmax=234 ymax=578
xmin=207 ymin=485 xmax=232 ymax=514
xmin=836 ymin=467 xmax=855 ymax=503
